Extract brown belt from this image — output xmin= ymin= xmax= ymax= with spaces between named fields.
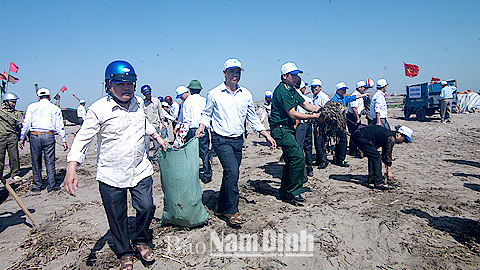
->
xmin=30 ymin=131 xmax=54 ymax=135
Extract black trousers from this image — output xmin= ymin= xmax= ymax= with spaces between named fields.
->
xmin=346 ymin=112 xmax=360 ymax=154
xmin=295 ymin=122 xmax=313 ymax=173
xmin=211 ymin=133 xmax=243 ymax=214
xmin=185 ymin=128 xmax=212 ymax=182
xmin=334 ymin=129 xmax=347 ymax=163
xmin=313 ymin=124 xmax=328 ymax=164
xmin=99 ymin=176 xmax=156 ymax=259
xmin=352 ymin=134 xmax=383 ymax=185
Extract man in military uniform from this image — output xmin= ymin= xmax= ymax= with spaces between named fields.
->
xmin=0 ymin=93 xmax=23 ymax=181
xmin=270 ymin=62 xmax=321 ymax=205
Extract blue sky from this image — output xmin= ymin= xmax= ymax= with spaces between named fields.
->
xmin=1 ymin=0 xmax=479 ymax=110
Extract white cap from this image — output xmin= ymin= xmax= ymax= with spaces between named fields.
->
xmin=281 ymin=62 xmax=303 ymax=75
xmin=441 ymin=81 xmax=448 ymax=86
xmin=356 ymin=80 xmax=367 ymax=89
xmin=37 ymin=88 xmax=50 ymax=96
xmin=311 ymin=79 xmax=322 ymax=87
xmin=161 ymin=102 xmax=169 ymax=107
xmin=79 ymin=99 xmax=86 ymax=104
xmin=398 ymin=125 xmax=413 ymax=143
xmin=224 ymin=58 xmax=244 ymax=71
xmin=299 ymin=80 xmax=308 ymax=89
xmin=377 ymin=78 xmax=388 ymax=88
xmin=175 ymin=86 xmax=189 ymax=99
xmin=265 ymin=90 xmax=272 ymax=97
xmin=366 ymin=78 xmax=374 ymax=87
xmin=336 ymin=82 xmax=348 ymax=91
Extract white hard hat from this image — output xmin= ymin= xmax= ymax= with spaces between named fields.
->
xmin=299 ymin=80 xmax=308 ymax=89
xmin=336 ymin=82 xmax=348 ymax=91
xmin=441 ymin=81 xmax=448 ymax=86
xmin=311 ymin=79 xmax=322 ymax=86
xmin=265 ymin=90 xmax=272 ymax=98
xmin=366 ymin=78 xmax=375 ymax=87
xmin=175 ymin=86 xmax=189 ymax=99
xmin=377 ymin=79 xmax=388 ymax=88
xmin=398 ymin=126 xmax=413 ymax=143
xmin=79 ymin=99 xmax=86 ymax=104
xmin=356 ymin=80 xmax=367 ymax=89
xmin=37 ymin=88 xmax=50 ymax=96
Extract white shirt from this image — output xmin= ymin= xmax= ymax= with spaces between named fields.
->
xmin=260 ymin=102 xmax=271 ymax=123
xmin=370 ymin=90 xmax=388 ymax=119
xmin=296 ymin=90 xmax=313 ymax=123
xmin=144 ymin=97 xmax=163 ymax=128
xmin=179 ymin=94 xmax=206 ymax=130
xmin=313 ymin=91 xmax=330 ymax=107
xmin=162 ymin=108 xmax=175 ymax=121
xmin=77 ymin=104 xmax=87 ymax=119
xmin=20 ymin=99 xmax=66 ymax=142
xmin=347 ymin=90 xmax=365 ymax=114
xmin=200 ymin=82 xmax=265 ymax=137
xmin=169 ymin=101 xmax=180 ymax=120
xmin=67 ymin=95 xmax=156 ymax=188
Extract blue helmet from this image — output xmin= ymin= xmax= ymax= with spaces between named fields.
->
xmin=158 ymin=96 xmax=164 ymax=102
xmin=105 ymin=60 xmax=137 ymax=83
xmin=141 ymin=85 xmax=152 ymax=95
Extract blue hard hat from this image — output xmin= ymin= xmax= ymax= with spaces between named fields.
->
xmin=158 ymin=96 xmax=164 ymax=102
xmin=105 ymin=60 xmax=137 ymax=83
xmin=141 ymin=85 xmax=152 ymax=95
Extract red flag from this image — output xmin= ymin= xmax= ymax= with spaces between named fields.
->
xmin=7 ymin=74 xmax=19 ymax=84
xmin=404 ymin=62 xmax=419 ymax=77
xmin=0 ymin=72 xmax=6 ymax=81
xmin=9 ymin=62 xmax=19 ymax=73
xmin=430 ymin=77 xmax=440 ymax=84
xmin=60 ymin=85 xmax=67 ymax=92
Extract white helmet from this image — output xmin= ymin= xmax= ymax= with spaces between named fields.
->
xmin=3 ymin=92 xmax=19 ymax=101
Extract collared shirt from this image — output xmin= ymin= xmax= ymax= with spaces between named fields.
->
xmin=330 ymin=93 xmax=357 ymax=107
xmin=20 ymin=99 xmax=66 ymax=142
xmin=313 ymin=91 xmax=330 ymax=108
xmin=0 ymin=104 xmax=23 ymax=137
xmin=144 ymin=97 xmax=164 ymax=128
xmin=77 ymin=105 xmax=86 ymax=119
xmin=354 ymin=125 xmax=396 ymax=166
xmin=179 ymin=94 xmax=206 ymax=130
xmin=296 ymin=90 xmax=313 ymax=123
xmin=370 ymin=90 xmax=388 ymax=119
xmin=270 ymin=82 xmax=305 ymax=127
xmin=169 ymin=101 xmax=180 ymax=120
xmin=347 ymin=90 xmax=365 ymax=114
xmin=67 ymin=95 xmax=156 ymax=188
xmin=200 ymin=82 xmax=265 ymax=137
xmin=364 ymin=87 xmax=377 ymax=120
xmin=440 ymin=85 xmax=457 ymax=100
xmin=162 ymin=108 xmax=175 ymax=121
xmin=260 ymin=102 xmax=271 ymax=123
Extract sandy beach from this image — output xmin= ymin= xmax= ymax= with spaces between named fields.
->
xmin=0 ymin=107 xmax=479 ymax=269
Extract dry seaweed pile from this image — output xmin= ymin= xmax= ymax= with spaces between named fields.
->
xmin=314 ymin=101 xmax=347 ymax=149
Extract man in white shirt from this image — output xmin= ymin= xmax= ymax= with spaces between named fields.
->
xmin=440 ymin=81 xmax=456 ymax=123
xmin=370 ymin=78 xmax=390 ymax=130
xmin=347 ymin=81 xmax=366 ymax=157
xmin=63 ymin=60 xmax=168 ymax=269
xmin=311 ymin=79 xmax=330 ymax=169
xmin=77 ymin=100 xmax=86 ymax=125
xmin=141 ymin=84 xmax=166 ymax=161
xmin=295 ymin=80 xmax=314 ymax=178
xmin=177 ymin=80 xmax=213 ymax=183
xmin=196 ymin=58 xmax=276 ymax=227
xmin=260 ymin=90 xmax=272 ymax=126
xmin=19 ymin=88 xmax=68 ymax=192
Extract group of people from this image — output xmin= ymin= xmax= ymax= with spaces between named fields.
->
xmin=0 ymin=58 xmax=416 ymax=270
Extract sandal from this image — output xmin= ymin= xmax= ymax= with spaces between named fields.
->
xmin=120 ymin=255 xmax=134 ymax=270
xmin=215 ymin=212 xmax=245 ymax=228
xmin=134 ymin=244 xmax=155 ymax=262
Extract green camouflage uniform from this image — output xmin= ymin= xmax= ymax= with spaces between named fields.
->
xmin=0 ymin=104 xmax=24 ymax=178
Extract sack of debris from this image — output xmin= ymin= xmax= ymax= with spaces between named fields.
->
xmin=157 ymin=136 xmax=210 ymax=227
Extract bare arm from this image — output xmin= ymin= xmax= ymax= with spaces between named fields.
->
xmin=64 ymin=161 xmax=79 ymax=196
xmin=299 ymin=101 xmax=320 ymax=112
xmin=286 ymin=107 xmax=320 ymax=121
xmin=352 ymin=107 xmax=360 ymax=123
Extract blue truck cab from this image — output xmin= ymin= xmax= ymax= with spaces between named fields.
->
xmin=403 ymin=79 xmax=456 ymax=120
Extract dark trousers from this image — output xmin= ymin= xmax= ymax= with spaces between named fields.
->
xmin=29 ymin=133 xmax=56 ymax=191
xmin=0 ymin=135 xmax=20 ymax=178
xmin=314 ymin=124 xmax=328 ymax=164
xmin=372 ymin=117 xmax=390 ymax=130
xmin=272 ymin=127 xmax=304 ymax=198
xmin=186 ymin=128 xmax=212 ymax=182
xmin=211 ymin=133 xmax=243 ymax=214
xmin=352 ymin=135 xmax=383 ymax=185
xmin=99 ymin=176 xmax=155 ymax=259
xmin=295 ymin=122 xmax=313 ymax=173
xmin=334 ymin=129 xmax=348 ymax=163
xmin=346 ymin=112 xmax=360 ymax=154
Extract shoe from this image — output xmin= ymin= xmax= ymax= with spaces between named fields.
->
xmin=374 ymin=183 xmax=393 ymax=190
xmin=48 ymin=186 xmax=62 ymax=192
xmin=293 ymin=195 xmax=306 ymax=202
xmin=30 ymin=188 xmax=42 ymax=193
xmin=318 ymin=162 xmax=328 ymax=169
xmin=333 ymin=160 xmax=350 ymax=167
